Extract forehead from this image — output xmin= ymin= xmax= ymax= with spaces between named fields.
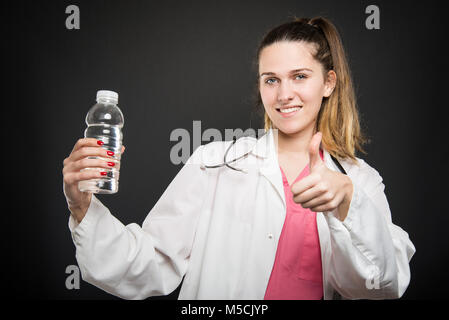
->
xmin=258 ymin=41 xmax=319 ymax=73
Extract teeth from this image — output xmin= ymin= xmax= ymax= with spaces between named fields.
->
xmin=279 ymin=107 xmax=301 ymax=113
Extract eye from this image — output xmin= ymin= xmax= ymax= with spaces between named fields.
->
xmin=295 ymin=74 xmax=307 ymax=80
xmin=264 ymin=78 xmax=278 ymax=85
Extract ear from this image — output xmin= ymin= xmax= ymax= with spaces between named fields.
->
xmin=323 ymin=70 xmax=337 ymax=98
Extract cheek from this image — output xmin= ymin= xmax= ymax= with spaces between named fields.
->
xmin=297 ymin=82 xmax=325 ymax=104
xmin=260 ymin=86 xmax=276 ymax=106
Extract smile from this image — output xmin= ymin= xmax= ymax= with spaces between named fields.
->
xmin=276 ymin=106 xmax=302 ymax=117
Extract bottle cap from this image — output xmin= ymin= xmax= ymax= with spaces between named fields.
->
xmin=96 ymin=90 xmax=118 ymax=103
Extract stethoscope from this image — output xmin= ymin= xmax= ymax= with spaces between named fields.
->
xmin=202 ymin=136 xmax=347 ymax=175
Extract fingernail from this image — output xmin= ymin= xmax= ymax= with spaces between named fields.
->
xmin=107 ymin=162 xmax=115 ymax=167
xmin=100 ymin=172 xmax=107 ymax=176
xmin=107 ymin=151 xmax=114 ymax=156
xmin=97 ymin=140 xmax=104 ymax=146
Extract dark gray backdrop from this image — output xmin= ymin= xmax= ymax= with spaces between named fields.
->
xmin=5 ymin=0 xmax=448 ymax=299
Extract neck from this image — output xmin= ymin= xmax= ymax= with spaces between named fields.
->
xmin=274 ymin=126 xmax=316 ymax=157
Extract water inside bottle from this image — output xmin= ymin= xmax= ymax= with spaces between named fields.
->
xmin=78 ymin=124 xmax=122 ymax=194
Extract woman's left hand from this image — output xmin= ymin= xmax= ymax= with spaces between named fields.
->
xmin=291 ymin=132 xmax=353 ymax=221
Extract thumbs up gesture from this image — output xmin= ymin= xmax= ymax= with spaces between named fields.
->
xmin=291 ymin=132 xmax=353 ymax=221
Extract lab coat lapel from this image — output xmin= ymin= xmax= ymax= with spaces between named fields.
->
xmin=317 ymin=148 xmax=346 ymax=299
xmin=251 ymin=129 xmax=286 ymax=210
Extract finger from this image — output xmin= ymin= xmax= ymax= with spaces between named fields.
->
xmin=301 ymin=192 xmax=335 ymax=209
xmin=310 ymin=201 xmax=340 ymax=213
xmin=291 ymin=173 xmax=320 ymax=196
xmin=70 ymin=146 xmax=114 ymax=162
xmin=68 ymin=158 xmax=119 ymax=173
xmin=293 ymin=183 xmax=327 ymax=204
xmin=64 ymin=169 xmax=105 ymax=185
xmin=308 ymin=132 xmax=323 ymax=172
xmin=71 ymin=138 xmax=104 ymax=154
xmin=121 ymin=145 xmax=125 ymax=154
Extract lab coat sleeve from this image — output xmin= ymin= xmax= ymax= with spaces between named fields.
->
xmin=68 ymin=145 xmax=208 ymax=299
xmin=324 ymin=160 xmax=416 ymax=299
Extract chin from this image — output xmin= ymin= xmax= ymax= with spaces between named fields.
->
xmin=273 ymin=122 xmax=307 ymax=135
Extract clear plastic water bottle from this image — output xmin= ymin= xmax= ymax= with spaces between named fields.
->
xmin=78 ymin=90 xmax=124 ymax=194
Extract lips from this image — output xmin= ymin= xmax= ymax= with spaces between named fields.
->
xmin=276 ymin=105 xmax=302 ymax=117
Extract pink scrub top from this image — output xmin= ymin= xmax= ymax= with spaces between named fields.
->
xmin=264 ymin=149 xmax=324 ymax=300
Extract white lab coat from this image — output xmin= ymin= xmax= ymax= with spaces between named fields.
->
xmin=68 ymin=128 xmax=415 ymax=300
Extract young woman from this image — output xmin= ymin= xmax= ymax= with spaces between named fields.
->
xmin=62 ymin=17 xmax=415 ymax=300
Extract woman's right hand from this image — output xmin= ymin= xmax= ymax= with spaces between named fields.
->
xmin=62 ymin=138 xmax=125 ymax=223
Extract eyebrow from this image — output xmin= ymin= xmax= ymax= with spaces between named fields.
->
xmin=259 ymin=68 xmax=313 ymax=77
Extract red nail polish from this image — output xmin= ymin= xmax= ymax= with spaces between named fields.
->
xmin=100 ymin=172 xmax=107 ymax=176
xmin=97 ymin=140 xmax=104 ymax=146
xmin=107 ymin=162 xmax=115 ymax=167
xmin=107 ymin=151 xmax=114 ymax=156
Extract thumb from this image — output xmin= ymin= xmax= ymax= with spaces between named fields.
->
xmin=308 ymin=132 xmax=323 ymax=171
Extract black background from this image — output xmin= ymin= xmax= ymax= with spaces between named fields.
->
xmin=4 ymin=0 xmax=448 ymax=300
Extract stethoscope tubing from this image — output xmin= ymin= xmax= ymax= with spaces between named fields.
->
xmin=203 ymin=137 xmax=347 ymax=175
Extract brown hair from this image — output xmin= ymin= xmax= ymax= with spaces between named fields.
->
xmin=253 ymin=17 xmax=368 ymax=163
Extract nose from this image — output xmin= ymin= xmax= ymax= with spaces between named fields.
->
xmin=277 ymin=81 xmax=294 ymax=103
